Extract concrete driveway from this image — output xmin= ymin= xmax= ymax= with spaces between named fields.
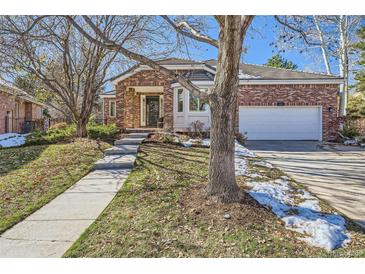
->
xmin=246 ymin=141 xmax=365 ymax=229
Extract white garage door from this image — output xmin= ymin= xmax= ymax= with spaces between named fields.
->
xmin=239 ymin=106 xmax=322 ymax=141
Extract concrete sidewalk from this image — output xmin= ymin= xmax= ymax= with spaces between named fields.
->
xmin=0 ymin=133 xmax=148 ymax=257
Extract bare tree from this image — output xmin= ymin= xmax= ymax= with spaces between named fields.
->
xmin=274 ymin=15 xmax=362 ymax=116
xmin=0 ymin=16 xmax=175 ymax=136
xmin=68 ymin=15 xmax=254 ymax=202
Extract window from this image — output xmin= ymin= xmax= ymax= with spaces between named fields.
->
xmin=189 ymin=90 xmax=209 ymax=112
xmin=109 ymin=100 xmax=116 ymax=117
xmin=177 ymin=89 xmax=184 ymax=112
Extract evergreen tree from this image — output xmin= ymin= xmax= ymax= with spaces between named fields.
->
xmin=265 ymin=53 xmax=298 ymax=70
xmin=348 ymin=27 xmax=365 ymax=118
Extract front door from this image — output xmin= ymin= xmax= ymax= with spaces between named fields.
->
xmin=146 ymin=96 xmax=160 ymax=127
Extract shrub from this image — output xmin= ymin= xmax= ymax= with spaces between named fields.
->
xmin=188 ymin=120 xmax=206 ymax=138
xmin=87 ymin=123 xmax=118 ymax=140
xmin=236 ymin=132 xmax=248 ymax=145
xmin=25 ymin=123 xmax=118 ymax=146
xmin=340 ymin=121 xmax=359 ymax=138
xmin=26 ymin=124 xmax=76 ymax=146
xmin=49 ymin=122 xmax=68 ymax=130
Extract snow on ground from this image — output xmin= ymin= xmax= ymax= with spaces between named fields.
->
xmin=245 ymin=176 xmax=351 ymax=251
xmin=234 ymin=147 xmax=351 ymax=251
xmin=0 ymin=133 xmax=27 ymax=148
xmin=253 ymin=160 xmax=274 ymax=169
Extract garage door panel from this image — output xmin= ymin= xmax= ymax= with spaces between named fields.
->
xmin=239 ymin=107 xmax=321 ymax=141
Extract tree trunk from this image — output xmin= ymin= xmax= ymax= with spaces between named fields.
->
xmin=313 ymin=16 xmax=332 ymax=74
xmin=339 ymin=15 xmax=348 ymax=116
xmin=76 ymin=118 xmax=88 ymax=138
xmin=205 ymin=16 xmax=244 ymax=203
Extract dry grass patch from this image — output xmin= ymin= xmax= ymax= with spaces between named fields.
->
xmin=0 ymin=139 xmax=110 ymax=233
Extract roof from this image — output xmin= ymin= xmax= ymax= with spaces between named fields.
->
xmin=108 ymin=57 xmax=343 ymax=90
xmin=0 ymin=82 xmax=45 ymax=107
xmin=204 ymin=59 xmax=341 ymax=80
xmin=179 ymin=70 xmax=215 ymax=82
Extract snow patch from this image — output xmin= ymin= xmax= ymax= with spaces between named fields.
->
xmin=0 ymin=133 xmax=27 ymax=148
xmin=181 ymin=138 xmax=211 ymax=148
xmin=235 ymin=141 xmax=256 ymax=158
xmin=253 ymin=160 xmax=274 ymax=169
xmin=181 ymin=140 xmax=193 ymax=147
xmin=234 ymin=142 xmax=256 ymax=176
xmin=247 ymin=177 xmax=350 ymax=251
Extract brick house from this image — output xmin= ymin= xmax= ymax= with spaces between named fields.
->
xmin=0 ymin=82 xmax=45 ymax=134
xmin=101 ymin=58 xmax=344 ymax=141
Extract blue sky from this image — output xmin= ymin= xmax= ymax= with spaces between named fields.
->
xmin=185 ymin=16 xmax=340 ymax=75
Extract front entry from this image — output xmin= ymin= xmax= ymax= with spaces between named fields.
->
xmin=146 ymin=96 xmax=160 ymax=127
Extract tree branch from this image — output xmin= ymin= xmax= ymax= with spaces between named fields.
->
xmin=66 ymin=15 xmax=201 ymax=94
xmin=161 ymin=16 xmax=219 ymax=48
xmin=274 ymin=15 xmax=320 ymax=47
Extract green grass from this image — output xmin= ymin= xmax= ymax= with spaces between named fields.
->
xmin=0 ymin=139 xmax=110 ymax=233
xmin=64 ymin=141 xmax=365 ymax=258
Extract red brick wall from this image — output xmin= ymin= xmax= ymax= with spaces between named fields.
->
xmin=112 ymin=70 xmax=339 ymax=141
xmin=0 ymin=91 xmax=16 ymax=133
xmin=114 ymin=70 xmax=174 ymax=130
xmin=103 ymin=98 xmax=117 ymax=125
xmin=237 ymin=84 xmax=339 ymax=141
xmin=0 ymin=91 xmax=34 ymax=134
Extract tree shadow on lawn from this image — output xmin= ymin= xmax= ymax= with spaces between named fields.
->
xmin=0 ymin=144 xmax=49 ymax=177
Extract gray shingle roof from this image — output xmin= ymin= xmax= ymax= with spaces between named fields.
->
xmin=181 ymin=70 xmax=215 ymax=81
xmin=204 ymin=59 xmax=341 ymax=80
xmin=108 ymin=57 xmax=342 ymax=89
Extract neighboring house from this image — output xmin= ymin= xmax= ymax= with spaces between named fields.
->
xmin=101 ymin=58 xmax=344 ymax=141
xmin=0 ymin=82 xmax=45 ymax=134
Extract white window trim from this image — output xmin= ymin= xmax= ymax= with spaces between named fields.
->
xmin=177 ymin=88 xmax=184 ymax=113
xmin=109 ymin=100 xmax=116 ymax=117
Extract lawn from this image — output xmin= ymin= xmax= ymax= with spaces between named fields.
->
xmin=64 ymin=141 xmax=365 ymax=257
xmin=0 ymin=139 xmax=110 ymax=233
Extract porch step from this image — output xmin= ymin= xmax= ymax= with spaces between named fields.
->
xmin=114 ymin=137 xmax=145 ymax=145
xmin=94 ymin=154 xmax=136 ymax=170
xmin=104 ymin=144 xmax=139 ymax=155
xmin=125 ymin=128 xmax=160 ymax=133
xmin=123 ymin=132 xmax=151 ymax=138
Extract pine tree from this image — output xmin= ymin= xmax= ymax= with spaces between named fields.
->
xmin=265 ymin=53 xmax=298 ymax=70
xmin=348 ymin=27 xmax=365 ymax=118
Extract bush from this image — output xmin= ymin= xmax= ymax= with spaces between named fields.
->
xmin=26 ymin=124 xmax=76 ymax=146
xmin=341 ymin=123 xmax=359 ymax=138
xmin=236 ymin=132 xmax=247 ymax=145
xmin=87 ymin=123 xmax=118 ymax=140
xmin=50 ymin=122 xmax=68 ymax=130
xmin=25 ymin=122 xmax=118 ymax=146
xmin=188 ymin=120 xmax=209 ymax=138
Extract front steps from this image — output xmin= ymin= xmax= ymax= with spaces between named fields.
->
xmin=93 ymin=133 xmax=148 ymax=170
xmin=114 ymin=137 xmax=145 ymax=145
xmin=104 ymin=144 xmax=139 ymax=155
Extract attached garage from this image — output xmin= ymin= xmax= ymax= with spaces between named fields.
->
xmin=239 ymin=106 xmax=322 ymax=141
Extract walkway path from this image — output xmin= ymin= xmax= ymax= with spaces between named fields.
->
xmin=0 ymin=133 xmax=148 ymax=257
